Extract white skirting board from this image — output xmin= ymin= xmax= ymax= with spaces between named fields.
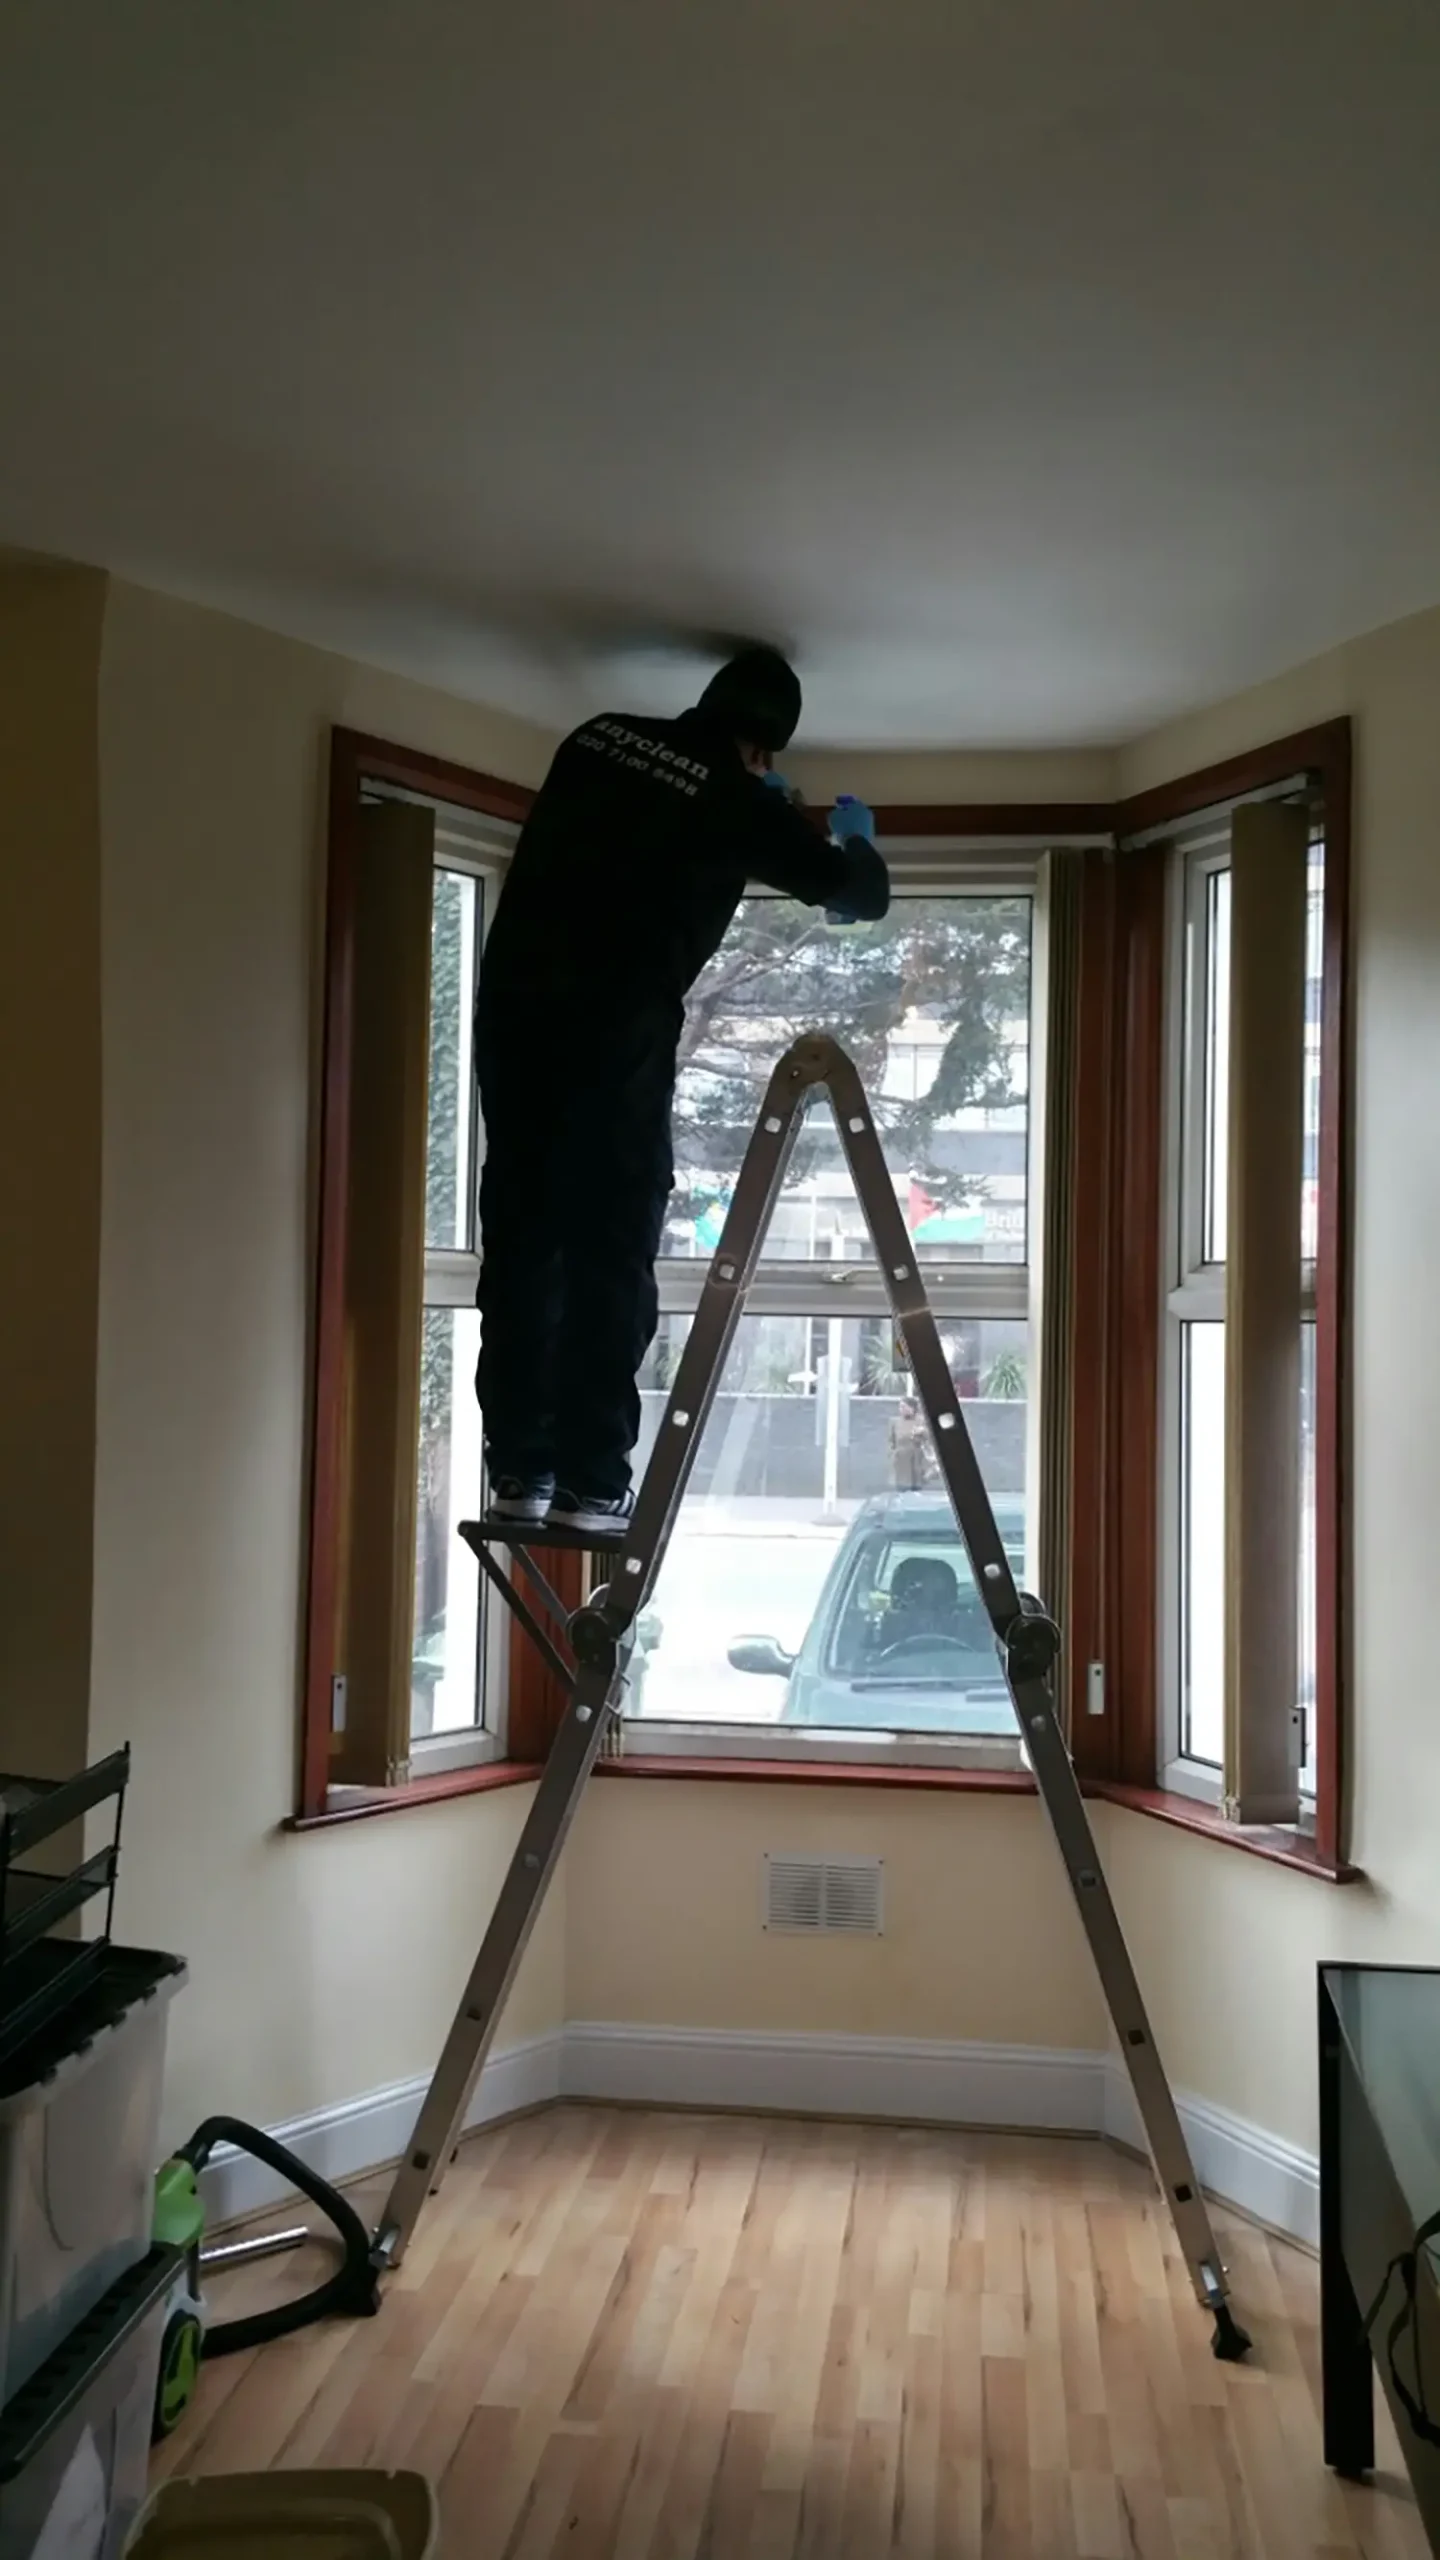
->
xmin=199 ymin=2022 xmax=1319 ymax=2250
xmin=562 ymin=2022 xmax=1112 ymax=2138
xmin=1101 ymin=2068 xmax=1319 ymax=2251
xmin=197 ymin=2030 xmax=565 ymax=2227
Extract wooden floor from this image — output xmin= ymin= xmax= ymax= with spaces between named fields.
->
xmin=160 ymin=2105 xmax=1427 ymax=2559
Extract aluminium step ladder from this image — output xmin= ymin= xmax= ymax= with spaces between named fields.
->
xmin=372 ymin=1035 xmax=1251 ymax=2361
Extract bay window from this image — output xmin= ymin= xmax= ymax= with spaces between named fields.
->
xmin=301 ymin=721 xmax=1350 ymax=1877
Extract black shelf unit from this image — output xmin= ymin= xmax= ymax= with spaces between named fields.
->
xmin=0 ymin=1748 xmax=130 ymax=2058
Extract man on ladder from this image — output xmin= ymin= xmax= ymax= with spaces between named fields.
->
xmin=374 ymin=652 xmax=1252 ymax=2364
xmin=474 ymin=644 xmax=890 ymax=1538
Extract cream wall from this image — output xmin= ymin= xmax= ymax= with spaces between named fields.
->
xmin=0 ymin=559 xmax=107 ymax=1781
xmin=567 ymin=1783 xmax=1106 ymax=2051
xmin=90 ymin=581 xmax=563 ymax=2148
xmin=1099 ymin=601 xmax=1440 ymax=2150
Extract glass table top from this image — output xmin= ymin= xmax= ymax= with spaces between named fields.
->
xmin=1324 ymin=1966 xmax=1440 ymax=2229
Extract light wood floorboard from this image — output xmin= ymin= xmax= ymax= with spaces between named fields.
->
xmin=159 ymin=2107 xmax=1428 ymax=2559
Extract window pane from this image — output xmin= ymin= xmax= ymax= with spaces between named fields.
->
xmin=1299 ymin=1320 xmax=1317 ymax=1796
xmin=1202 ymin=868 xmax=1230 ymax=1263
xmin=627 ymin=1311 xmax=1029 ymax=1733
xmin=1181 ymin=1321 xmax=1225 ymax=1766
xmin=425 ymin=868 xmax=481 ymax=1252
xmin=664 ymin=896 xmax=1031 ymax=1267
xmin=412 ymin=1306 xmax=485 ymax=1738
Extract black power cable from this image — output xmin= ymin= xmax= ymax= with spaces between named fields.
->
xmin=180 ymin=2117 xmax=380 ymax=2355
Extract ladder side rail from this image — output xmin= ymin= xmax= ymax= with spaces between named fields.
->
xmin=821 ymin=1048 xmax=1027 ymax=1644
xmin=374 ymin=1659 xmax=617 ymax=2265
xmin=822 ymin=1050 xmax=1245 ymax=2346
xmin=378 ymin=1046 xmax=819 ymax=2264
xmin=1007 ymin=1653 xmax=1233 ymax=2309
xmin=602 ymin=1043 xmax=818 ymax=1636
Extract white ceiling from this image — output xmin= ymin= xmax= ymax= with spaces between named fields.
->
xmin=3 ymin=0 xmax=1439 ymax=746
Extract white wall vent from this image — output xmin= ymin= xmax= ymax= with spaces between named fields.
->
xmin=762 ymin=1853 xmax=884 ymax=1936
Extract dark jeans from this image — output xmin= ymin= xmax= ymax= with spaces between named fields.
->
xmin=475 ymin=993 xmax=679 ymax=1499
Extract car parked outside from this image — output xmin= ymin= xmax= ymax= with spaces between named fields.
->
xmin=726 ymin=1489 xmax=1027 ymax=1733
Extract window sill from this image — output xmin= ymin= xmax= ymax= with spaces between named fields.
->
xmin=288 ymin=1757 xmax=544 ymax=1830
xmin=284 ymin=1752 xmax=1360 ymax=1881
xmin=1089 ymin=1781 xmax=1361 ymax=1882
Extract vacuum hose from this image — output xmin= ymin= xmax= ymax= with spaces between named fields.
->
xmin=180 ymin=2116 xmax=379 ymax=2354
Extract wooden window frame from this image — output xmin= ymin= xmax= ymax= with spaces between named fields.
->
xmin=300 ymin=731 xmax=539 ymax=1820
xmin=1069 ymin=720 xmax=1353 ymax=1876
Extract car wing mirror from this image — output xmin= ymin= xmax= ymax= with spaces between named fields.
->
xmin=727 ymin=1636 xmax=795 ymax=1678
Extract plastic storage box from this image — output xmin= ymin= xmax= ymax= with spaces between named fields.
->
xmin=0 ymin=1947 xmax=186 ymax=2407
xmin=0 ymin=2243 xmax=181 ymax=2560
xmin=127 ymin=2471 xmax=441 ymax=2559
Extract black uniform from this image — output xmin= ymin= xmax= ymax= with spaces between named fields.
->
xmin=475 ymin=703 xmax=890 ymax=1499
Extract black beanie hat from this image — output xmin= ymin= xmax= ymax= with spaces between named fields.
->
xmin=695 ymin=647 xmax=802 ymax=753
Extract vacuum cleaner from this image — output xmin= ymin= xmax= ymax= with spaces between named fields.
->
xmin=149 ymin=2119 xmax=379 ymax=2440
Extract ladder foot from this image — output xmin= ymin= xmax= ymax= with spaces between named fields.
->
xmin=1210 ymin=2303 xmax=1253 ymax=2362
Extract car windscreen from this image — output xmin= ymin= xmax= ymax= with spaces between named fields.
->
xmin=824 ymin=1530 xmax=1024 ymax=1681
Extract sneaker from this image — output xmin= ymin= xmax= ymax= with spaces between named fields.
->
xmin=488 ymin=1475 xmax=556 ymax=1525
xmin=547 ymin=1488 xmax=636 ymax=1539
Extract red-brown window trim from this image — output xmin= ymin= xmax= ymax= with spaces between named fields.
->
xmin=287 ymin=1757 xmax=545 ymax=1829
xmin=1071 ymin=720 xmax=1352 ymax=1867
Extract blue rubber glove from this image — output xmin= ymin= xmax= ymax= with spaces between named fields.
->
xmin=762 ymin=768 xmax=791 ymax=794
xmin=829 ymin=794 xmax=876 ymax=845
